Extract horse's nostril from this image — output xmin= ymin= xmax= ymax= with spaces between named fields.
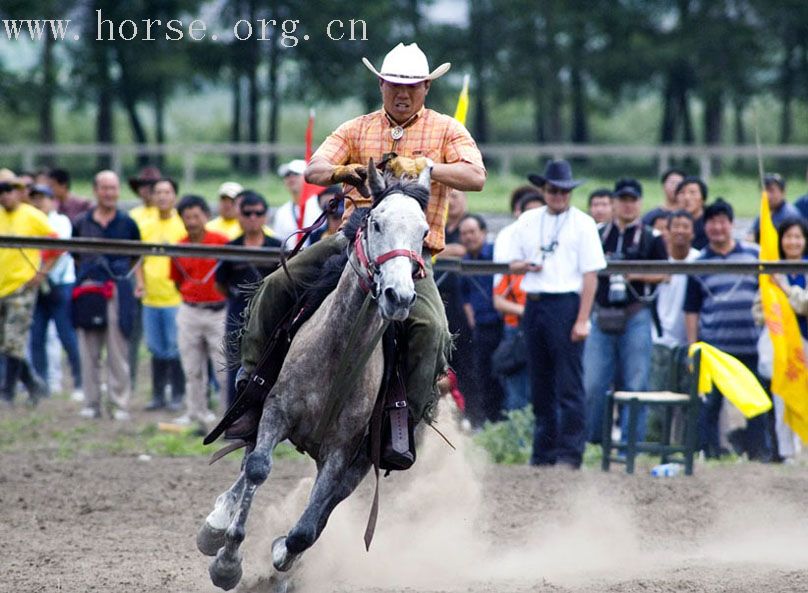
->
xmin=383 ymin=287 xmax=398 ymax=304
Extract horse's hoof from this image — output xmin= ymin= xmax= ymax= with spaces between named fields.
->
xmin=197 ymin=522 xmax=226 ymax=556
xmin=209 ymin=548 xmax=243 ymax=591
xmin=272 ymin=536 xmax=297 ymax=572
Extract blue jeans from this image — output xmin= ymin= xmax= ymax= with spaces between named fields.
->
xmin=523 ymin=293 xmax=585 ymax=467
xmin=584 ymin=306 xmax=653 ymax=444
xmin=142 ymin=305 xmax=179 ymax=360
xmin=29 ymin=283 xmax=81 ymax=388
xmin=499 ymin=325 xmax=531 ymax=412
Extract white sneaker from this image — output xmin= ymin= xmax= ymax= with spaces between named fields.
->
xmin=71 ymin=389 xmax=85 ymax=402
xmin=112 ymin=410 xmax=131 ymax=421
xmin=78 ymin=407 xmax=100 ymax=419
xmin=172 ymin=414 xmax=192 ymax=426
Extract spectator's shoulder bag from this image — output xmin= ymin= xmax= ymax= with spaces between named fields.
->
xmin=492 ymin=329 xmax=527 ymax=376
xmin=595 ymin=306 xmax=628 ymax=334
xmin=71 ymin=282 xmax=113 ymax=330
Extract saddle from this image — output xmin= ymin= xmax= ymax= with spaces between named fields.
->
xmin=203 ymin=293 xmax=415 ymax=471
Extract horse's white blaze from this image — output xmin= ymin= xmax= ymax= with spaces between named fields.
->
xmin=370 ymin=193 xmax=428 ymax=321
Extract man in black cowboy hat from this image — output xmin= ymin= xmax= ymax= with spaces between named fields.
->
xmin=509 ymin=159 xmax=606 ymax=469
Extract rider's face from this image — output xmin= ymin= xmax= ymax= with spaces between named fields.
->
xmin=380 ymin=80 xmax=430 ymax=123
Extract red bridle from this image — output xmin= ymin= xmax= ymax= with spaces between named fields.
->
xmin=353 ymin=226 xmax=426 ymax=296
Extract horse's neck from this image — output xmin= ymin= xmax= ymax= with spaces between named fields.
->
xmin=325 ymin=254 xmax=384 ymax=343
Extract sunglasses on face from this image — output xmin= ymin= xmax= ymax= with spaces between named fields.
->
xmin=241 ymin=209 xmax=267 ymax=218
xmin=545 ymin=186 xmax=570 ymax=196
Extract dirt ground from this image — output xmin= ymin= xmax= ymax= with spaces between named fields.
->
xmin=3 ymin=394 xmax=808 ymax=593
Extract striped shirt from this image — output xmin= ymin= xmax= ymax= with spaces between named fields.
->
xmin=683 ymin=241 xmax=760 ymax=356
xmin=311 ymin=107 xmax=485 ymax=252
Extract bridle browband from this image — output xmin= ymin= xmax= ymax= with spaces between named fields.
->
xmin=352 ymin=220 xmax=426 ymax=297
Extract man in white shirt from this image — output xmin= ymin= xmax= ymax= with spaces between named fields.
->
xmin=649 ymin=210 xmax=699 ymax=391
xmin=28 ymin=184 xmax=82 ymax=398
xmin=271 ymin=159 xmax=322 ymax=247
xmin=510 ymin=160 xmax=606 ymax=469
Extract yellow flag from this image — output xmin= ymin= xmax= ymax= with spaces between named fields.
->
xmin=689 ymin=342 xmax=772 ymax=418
xmin=453 ymin=74 xmax=470 ymax=126
xmin=758 ymin=189 xmax=808 ymax=442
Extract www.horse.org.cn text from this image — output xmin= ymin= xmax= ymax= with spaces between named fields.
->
xmin=2 ymin=12 xmax=369 ymax=46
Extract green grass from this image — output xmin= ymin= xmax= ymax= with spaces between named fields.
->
xmin=66 ymin=171 xmax=770 ymax=221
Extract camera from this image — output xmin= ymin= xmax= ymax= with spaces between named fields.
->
xmin=608 ymin=274 xmax=628 ymax=304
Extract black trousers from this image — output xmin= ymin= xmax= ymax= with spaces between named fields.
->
xmin=465 ymin=322 xmax=504 ymax=426
xmin=523 ymin=293 xmax=585 ymax=467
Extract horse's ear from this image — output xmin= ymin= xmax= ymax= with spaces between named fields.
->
xmin=417 ymin=162 xmax=432 ymax=191
xmin=367 ymin=157 xmax=385 ymax=197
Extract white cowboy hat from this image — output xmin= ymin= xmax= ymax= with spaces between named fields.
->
xmin=362 ymin=43 xmax=450 ymax=85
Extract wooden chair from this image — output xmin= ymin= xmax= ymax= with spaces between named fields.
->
xmin=601 ymin=349 xmax=701 ymax=475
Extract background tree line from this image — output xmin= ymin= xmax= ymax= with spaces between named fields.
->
xmin=1 ymin=0 xmax=808 ymax=173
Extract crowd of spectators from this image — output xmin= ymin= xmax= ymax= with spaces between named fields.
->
xmin=1 ymin=159 xmax=807 ymax=468
xmin=437 ymin=162 xmax=808 ymax=468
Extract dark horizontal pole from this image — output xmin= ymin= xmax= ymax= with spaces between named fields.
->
xmin=2 ymin=235 xmax=808 ymax=275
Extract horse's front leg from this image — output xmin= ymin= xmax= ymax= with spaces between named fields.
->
xmin=272 ymin=444 xmax=372 ymax=572
xmin=197 ymin=470 xmax=248 ymax=556
xmin=209 ymin=412 xmax=287 ymax=591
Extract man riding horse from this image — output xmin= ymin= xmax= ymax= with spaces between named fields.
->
xmin=238 ymin=42 xmax=486 ymax=427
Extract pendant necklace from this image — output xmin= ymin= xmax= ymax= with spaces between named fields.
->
xmin=385 ymin=111 xmax=419 ymax=142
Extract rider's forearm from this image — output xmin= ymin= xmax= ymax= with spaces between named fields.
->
xmin=431 ymin=162 xmax=486 ymax=192
xmin=305 ymin=157 xmax=337 ymax=186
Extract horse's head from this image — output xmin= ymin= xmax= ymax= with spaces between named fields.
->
xmin=354 ymin=158 xmax=430 ymax=321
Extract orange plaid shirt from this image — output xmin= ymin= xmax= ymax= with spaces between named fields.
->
xmin=312 ymin=107 xmax=485 ymax=252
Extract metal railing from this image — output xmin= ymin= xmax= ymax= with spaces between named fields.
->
xmin=3 ymin=235 xmax=807 ymax=276
xmin=3 ymin=142 xmax=808 ymax=186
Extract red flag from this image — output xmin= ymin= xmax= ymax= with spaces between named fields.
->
xmin=297 ymin=110 xmax=323 ymax=229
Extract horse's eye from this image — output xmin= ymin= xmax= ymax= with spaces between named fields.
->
xmin=373 ymin=220 xmax=381 ymax=233
xmin=423 ymin=229 xmax=428 ymax=239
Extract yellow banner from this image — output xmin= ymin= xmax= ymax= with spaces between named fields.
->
xmin=689 ymin=342 xmax=772 ymax=418
xmin=758 ymin=190 xmax=808 ymax=442
xmin=453 ymin=74 xmax=470 ymax=126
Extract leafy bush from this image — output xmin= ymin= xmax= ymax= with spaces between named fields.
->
xmin=473 ymin=405 xmax=534 ymax=464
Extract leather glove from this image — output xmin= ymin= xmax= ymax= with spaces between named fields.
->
xmin=330 ymin=163 xmax=367 ymax=187
xmin=387 ymin=156 xmax=429 ymax=178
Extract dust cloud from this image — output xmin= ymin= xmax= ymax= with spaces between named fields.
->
xmin=240 ymin=401 xmax=808 ymax=592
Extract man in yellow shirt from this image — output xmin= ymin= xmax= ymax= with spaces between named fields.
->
xmin=206 ymin=181 xmax=244 ymax=240
xmin=135 ymin=177 xmax=188 ymax=411
xmin=0 ymin=169 xmax=57 ymax=405
xmin=127 ymin=166 xmax=162 ymax=228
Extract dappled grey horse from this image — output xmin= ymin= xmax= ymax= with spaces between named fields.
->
xmin=196 ymin=162 xmax=432 ymax=590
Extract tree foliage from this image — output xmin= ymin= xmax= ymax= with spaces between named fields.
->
xmin=3 ymin=0 xmax=808 ymax=149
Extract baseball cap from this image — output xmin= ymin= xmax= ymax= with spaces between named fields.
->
xmin=29 ymin=183 xmax=54 ymax=198
xmin=218 ymin=181 xmax=244 ymax=199
xmin=613 ymin=177 xmax=643 ymax=199
xmin=277 ymin=159 xmax=306 ymax=177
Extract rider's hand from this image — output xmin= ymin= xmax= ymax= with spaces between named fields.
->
xmin=388 ymin=156 xmax=429 ymax=178
xmin=331 ymin=164 xmax=367 ymax=187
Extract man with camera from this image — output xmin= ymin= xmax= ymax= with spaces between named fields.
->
xmin=584 ymin=178 xmax=668 ymax=445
